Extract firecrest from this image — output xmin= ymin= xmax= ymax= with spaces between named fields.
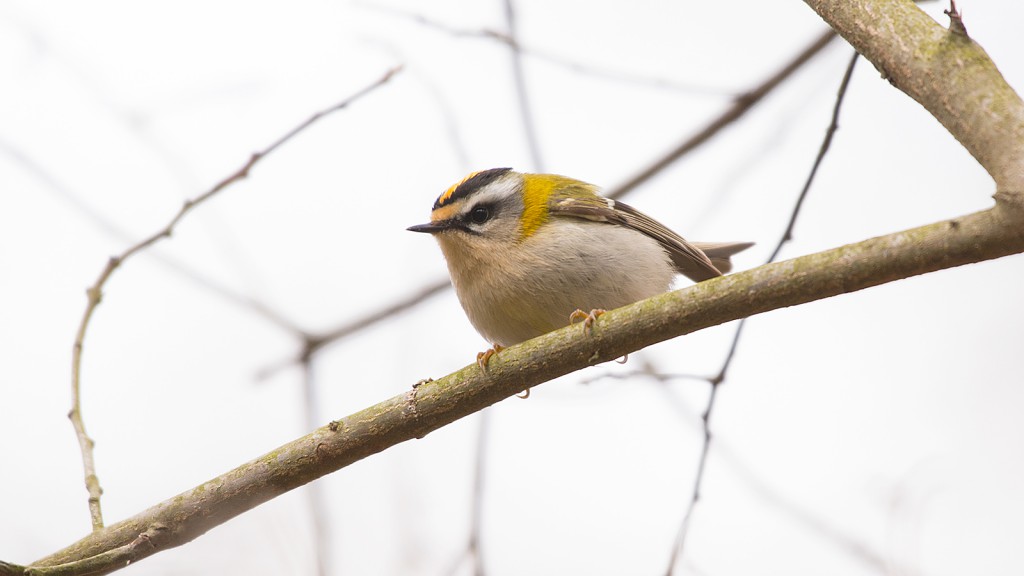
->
xmin=408 ymin=168 xmax=752 ymax=349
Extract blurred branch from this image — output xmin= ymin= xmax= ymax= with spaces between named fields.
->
xmin=605 ymin=28 xmax=838 ymax=200
xmin=503 ymin=0 xmax=543 ymax=172
xmin=28 ymin=0 xmax=1021 ymax=568
xmin=468 ymin=411 xmax=489 ymax=576
xmin=637 ymin=372 xmax=893 ymax=571
xmin=303 ymin=280 xmax=450 ymax=359
xmin=267 ymin=26 xmax=839 ymax=371
xmin=360 ymin=3 xmax=736 ymax=97
xmin=442 ymin=412 xmax=490 ymax=576
xmin=803 ymin=0 xmax=1024 ymax=199
xmin=256 ymin=279 xmax=451 ymax=381
xmin=300 ymin=360 xmax=330 ymax=576
xmin=66 ymin=66 xmax=402 ymax=531
xmin=34 ymin=198 xmax=1024 ymax=572
xmin=0 ymin=140 xmax=303 ymax=335
xmin=36 ymin=5 xmax=1024 ymax=540
xmin=667 ymin=50 xmax=862 ymax=573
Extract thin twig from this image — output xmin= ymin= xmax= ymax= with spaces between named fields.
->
xmin=264 ymin=25 xmax=838 ymax=374
xmin=666 ymin=51 xmax=860 ymax=574
xmin=503 ymin=0 xmax=543 ymax=172
xmin=1 ymin=138 xmax=302 ymax=334
xmin=301 ymin=360 xmax=330 ymax=576
xmin=359 ymin=3 xmax=736 ymax=98
xmin=25 ymin=524 xmax=167 ymax=576
xmin=256 ymin=279 xmax=450 ymax=381
xmin=444 ymin=412 xmax=490 ymax=576
xmin=304 ymin=279 xmax=448 ymax=359
xmin=34 ymin=196 xmax=1024 ymax=572
xmin=606 ymin=29 xmax=838 ymax=200
xmin=769 ymin=52 xmax=860 ymax=263
xmin=67 ymin=65 xmax=402 ymax=530
xmin=578 ymin=370 xmax=710 ymax=386
xmin=468 ymin=412 xmax=490 ymax=576
xmin=651 ymin=379 xmax=892 ymax=572
xmin=945 ymin=0 xmax=968 ymax=36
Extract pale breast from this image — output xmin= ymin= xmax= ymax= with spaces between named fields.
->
xmin=454 ymin=221 xmax=675 ymax=346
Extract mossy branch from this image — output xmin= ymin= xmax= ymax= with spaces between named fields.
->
xmin=22 ymin=1 xmax=1024 ymax=574
xmin=31 ymin=203 xmax=1024 ymax=574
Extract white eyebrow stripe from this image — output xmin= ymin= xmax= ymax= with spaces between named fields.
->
xmin=455 ymin=175 xmax=519 ymax=213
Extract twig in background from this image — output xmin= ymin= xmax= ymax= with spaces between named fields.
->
xmin=273 ymin=25 xmax=839 ymax=371
xmin=606 ymin=29 xmax=838 ymax=200
xmin=243 ymin=29 xmax=844 ymax=572
xmin=358 ymin=2 xmax=737 ymax=98
xmin=0 ymin=137 xmax=303 ymax=336
xmin=67 ymin=66 xmax=403 ymax=531
xmin=621 ymin=365 xmax=893 ymax=572
xmin=301 ymin=360 xmax=331 ymax=576
xmin=665 ymin=51 xmax=860 ymax=574
xmin=468 ymin=411 xmax=489 ymax=576
xmin=34 ymin=191 xmax=1024 ymax=572
xmin=442 ymin=412 xmax=490 ymax=576
xmin=301 ymin=279 xmax=449 ymax=361
xmin=503 ymin=0 xmax=544 ymax=172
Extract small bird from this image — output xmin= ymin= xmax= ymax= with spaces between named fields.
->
xmin=408 ymin=168 xmax=752 ymax=354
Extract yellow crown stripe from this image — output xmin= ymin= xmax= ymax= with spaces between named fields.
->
xmin=437 ymin=170 xmax=484 ymax=207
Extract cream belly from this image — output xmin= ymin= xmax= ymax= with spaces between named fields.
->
xmin=445 ymin=221 xmax=676 ymax=346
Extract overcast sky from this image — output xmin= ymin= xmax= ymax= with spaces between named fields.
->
xmin=2 ymin=2 xmax=1022 ymax=575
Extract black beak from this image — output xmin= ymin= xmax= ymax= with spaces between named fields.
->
xmin=407 ymin=222 xmax=448 ymax=233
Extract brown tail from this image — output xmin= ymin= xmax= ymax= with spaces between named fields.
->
xmin=693 ymin=242 xmax=755 ymax=274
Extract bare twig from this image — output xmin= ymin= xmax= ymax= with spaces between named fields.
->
xmin=1 ymin=138 xmax=302 ymax=334
xmin=262 ymin=25 xmax=838 ymax=374
xmin=26 ymin=524 xmax=167 ymax=576
xmin=305 ymin=278 xmax=447 ymax=358
xmin=666 ymin=50 xmax=860 ymax=574
xmin=359 ymin=3 xmax=736 ymax=98
xmin=606 ymin=29 xmax=838 ymax=200
xmin=443 ymin=412 xmax=490 ymax=576
xmin=34 ymin=201 xmax=1024 ymax=573
xmin=67 ymin=66 xmax=402 ymax=530
xmin=300 ymin=360 xmax=330 ymax=576
xmin=579 ymin=370 xmax=710 ymax=386
xmin=803 ymin=0 xmax=1024 ymax=196
xmin=257 ymin=279 xmax=451 ymax=381
xmin=771 ymin=51 xmax=861 ymax=263
xmin=468 ymin=412 xmax=489 ymax=576
xmin=944 ymin=0 xmax=968 ymax=36
xmin=503 ymin=0 xmax=543 ymax=172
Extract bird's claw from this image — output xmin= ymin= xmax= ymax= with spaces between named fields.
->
xmin=476 ymin=344 xmax=505 ymax=371
xmin=569 ymin=308 xmax=606 ymax=336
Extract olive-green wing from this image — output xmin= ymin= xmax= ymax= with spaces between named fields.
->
xmin=550 ymin=196 xmax=725 ymax=282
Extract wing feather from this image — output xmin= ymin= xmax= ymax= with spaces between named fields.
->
xmin=550 ymin=197 xmax=724 ymax=282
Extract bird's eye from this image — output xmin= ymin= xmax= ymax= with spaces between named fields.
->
xmin=468 ymin=205 xmax=492 ymax=225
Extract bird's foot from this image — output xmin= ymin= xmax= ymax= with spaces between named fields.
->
xmin=476 ymin=343 xmax=505 ymax=371
xmin=569 ymin=308 xmax=606 ymax=336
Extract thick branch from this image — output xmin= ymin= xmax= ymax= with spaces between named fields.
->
xmin=804 ymin=0 xmax=1024 ymax=197
xmin=34 ymin=203 xmax=1024 ymax=573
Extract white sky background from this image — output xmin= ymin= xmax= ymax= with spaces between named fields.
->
xmin=2 ymin=1 xmax=1022 ymax=575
